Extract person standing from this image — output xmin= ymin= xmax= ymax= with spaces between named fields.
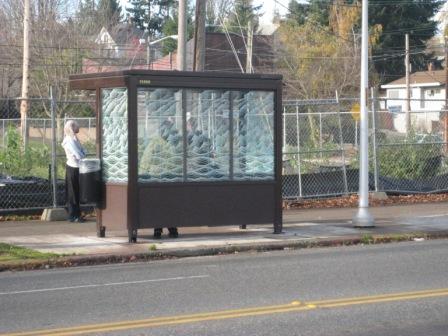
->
xmin=62 ymin=120 xmax=86 ymax=222
xmin=153 ymin=118 xmax=179 ymax=239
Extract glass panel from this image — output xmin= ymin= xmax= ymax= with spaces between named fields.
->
xmin=101 ymin=88 xmax=128 ymax=182
xmin=233 ymin=91 xmax=275 ymax=180
xmin=186 ymin=90 xmax=230 ymax=181
xmin=137 ymin=87 xmax=275 ymax=183
xmin=138 ymin=88 xmax=183 ymax=182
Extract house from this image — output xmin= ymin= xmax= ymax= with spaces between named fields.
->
xmin=84 ymin=28 xmax=277 ymax=74
xmin=84 ymin=23 xmax=154 ymax=73
xmin=380 ymin=68 xmax=446 ymax=133
xmin=94 ymin=24 xmax=152 ymax=59
xmin=150 ymin=31 xmax=276 ymax=73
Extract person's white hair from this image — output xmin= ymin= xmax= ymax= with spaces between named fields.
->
xmin=64 ymin=120 xmax=79 ymax=137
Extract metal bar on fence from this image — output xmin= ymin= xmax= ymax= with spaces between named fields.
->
xmin=380 ymin=142 xmax=448 ymax=147
xmin=371 ymin=88 xmax=380 ymax=192
xmin=319 ymin=112 xmax=323 ymax=159
xmin=50 ymin=87 xmax=58 ymax=208
xmin=379 ymin=97 xmax=446 ymax=102
xmin=284 ymin=149 xmax=345 ymax=155
xmin=43 ymin=119 xmax=46 ymax=145
xmin=336 ymin=91 xmax=349 ymax=195
xmin=296 ymin=105 xmax=303 ymax=198
xmin=283 ymin=107 xmax=286 ymax=152
xmin=2 ymin=119 xmax=4 ymax=147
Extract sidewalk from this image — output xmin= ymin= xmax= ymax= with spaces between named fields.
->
xmin=1 ymin=202 xmax=448 ymax=257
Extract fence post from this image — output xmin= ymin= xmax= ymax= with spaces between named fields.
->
xmin=371 ymin=88 xmax=380 ymax=192
xmin=42 ymin=119 xmax=46 ymax=145
xmin=2 ymin=119 xmax=5 ymax=147
xmin=336 ymin=91 xmax=349 ymax=195
xmin=282 ymin=106 xmax=286 ymax=152
xmin=319 ymin=112 xmax=323 ymax=160
xmin=296 ymin=105 xmax=303 ymax=198
xmin=50 ymin=87 xmax=58 ymax=208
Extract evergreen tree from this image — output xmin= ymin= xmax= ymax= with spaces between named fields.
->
xmin=161 ymin=4 xmax=194 ymax=55
xmin=286 ymin=0 xmax=330 ymax=27
xmin=369 ymin=0 xmax=443 ymax=83
xmin=97 ymin=0 xmax=122 ymax=28
xmin=225 ymin=0 xmax=261 ymax=34
xmin=77 ymin=0 xmax=98 ymax=35
xmin=285 ymin=0 xmax=442 ymax=84
xmin=127 ymin=0 xmax=175 ymax=38
xmin=205 ymin=0 xmax=233 ymax=33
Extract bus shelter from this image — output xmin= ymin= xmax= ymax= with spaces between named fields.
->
xmin=69 ymin=70 xmax=283 ymax=242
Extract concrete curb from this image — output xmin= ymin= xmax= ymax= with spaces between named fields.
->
xmin=2 ymin=231 xmax=448 ymax=272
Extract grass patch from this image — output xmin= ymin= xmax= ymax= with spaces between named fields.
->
xmin=0 ymin=243 xmax=59 ymax=262
xmin=360 ymin=234 xmax=374 ymax=245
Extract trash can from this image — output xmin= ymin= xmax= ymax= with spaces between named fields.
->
xmin=79 ymin=158 xmax=101 ymax=204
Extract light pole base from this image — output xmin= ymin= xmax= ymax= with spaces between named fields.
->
xmin=353 ymin=207 xmax=375 ymax=228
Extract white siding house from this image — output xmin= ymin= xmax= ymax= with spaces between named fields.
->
xmin=381 ymin=70 xmax=446 ymax=133
xmin=94 ymin=27 xmax=121 ymax=58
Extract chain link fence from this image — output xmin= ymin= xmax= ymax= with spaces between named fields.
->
xmin=0 ymin=97 xmax=94 ymax=213
xmin=283 ymin=96 xmax=448 ymax=199
xmin=282 ymin=98 xmax=359 ymax=198
xmin=1 ymin=95 xmax=448 ymax=213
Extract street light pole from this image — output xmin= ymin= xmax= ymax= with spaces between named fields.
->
xmin=20 ymin=0 xmax=30 ymax=148
xmin=353 ymin=0 xmax=375 ymax=227
xmin=444 ymin=35 xmax=448 ymax=151
xmin=145 ymin=35 xmax=178 ymax=70
xmin=147 ymin=36 xmax=151 ymax=70
xmin=177 ymin=0 xmax=187 ymax=71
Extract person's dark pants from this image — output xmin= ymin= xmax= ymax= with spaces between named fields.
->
xmin=65 ymin=165 xmax=81 ymax=219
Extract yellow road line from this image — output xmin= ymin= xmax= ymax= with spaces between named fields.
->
xmin=3 ymin=287 xmax=448 ymax=336
xmin=1 ymin=305 xmax=315 ymax=336
xmin=308 ymin=287 xmax=448 ymax=307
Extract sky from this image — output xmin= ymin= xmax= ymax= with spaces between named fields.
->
xmin=118 ymin=0 xmax=291 ymax=25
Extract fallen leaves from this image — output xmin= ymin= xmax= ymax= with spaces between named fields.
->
xmin=285 ymin=193 xmax=448 ymax=209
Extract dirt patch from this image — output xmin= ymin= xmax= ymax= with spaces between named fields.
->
xmin=285 ymin=193 xmax=448 ymax=209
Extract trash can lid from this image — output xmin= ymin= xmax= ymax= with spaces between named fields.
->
xmin=80 ymin=158 xmax=101 ymax=174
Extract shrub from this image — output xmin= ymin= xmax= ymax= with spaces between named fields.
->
xmin=375 ymin=133 xmax=442 ymax=180
xmin=0 ymin=126 xmax=50 ymax=178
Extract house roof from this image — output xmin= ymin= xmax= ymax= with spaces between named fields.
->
xmin=85 ymin=31 xmax=276 ymax=74
xmin=382 ymin=70 xmax=446 ymax=88
xmin=96 ymin=23 xmax=147 ymax=46
xmin=111 ymin=23 xmax=147 ymax=45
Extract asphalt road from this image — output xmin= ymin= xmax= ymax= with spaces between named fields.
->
xmin=1 ymin=240 xmax=448 ymax=336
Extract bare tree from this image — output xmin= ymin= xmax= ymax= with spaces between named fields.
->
xmin=0 ymin=6 xmax=22 ymax=97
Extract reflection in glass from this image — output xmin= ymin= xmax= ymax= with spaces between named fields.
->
xmin=186 ymin=90 xmax=230 ymax=181
xmin=101 ymin=88 xmax=128 ymax=182
xmin=136 ymin=88 xmax=275 ymax=182
xmin=233 ymin=91 xmax=274 ymax=180
xmin=138 ymin=88 xmax=183 ymax=182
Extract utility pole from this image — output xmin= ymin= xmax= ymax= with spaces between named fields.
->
xmin=147 ymin=36 xmax=151 ymax=70
xmin=445 ymin=35 xmax=448 ymax=150
xmin=246 ymin=20 xmax=253 ymax=74
xmin=177 ymin=0 xmax=187 ymax=71
xmin=20 ymin=0 xmax=30 ymax=147
xmin=353 ymin=0 xmax=374 ymax=228
xmin=405 ymin=33 xmax=411 ymax=134
xmin=193 ymin=0 xmax=206 ymax=71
